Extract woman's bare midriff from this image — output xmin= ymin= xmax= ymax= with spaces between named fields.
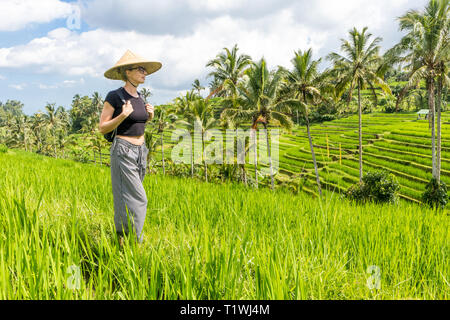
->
xmin=116 ymin=135 xmax=145 ymax=146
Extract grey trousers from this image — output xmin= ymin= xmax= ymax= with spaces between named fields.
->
xmin=110 ymin=137 xmax=149 ymax=242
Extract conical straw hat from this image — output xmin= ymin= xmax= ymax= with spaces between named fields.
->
xmin=104 ymin=49 xmax=162 ymax=80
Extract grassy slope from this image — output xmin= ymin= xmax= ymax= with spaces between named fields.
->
xmin=0 ymin=150 xmax=448 ymax=299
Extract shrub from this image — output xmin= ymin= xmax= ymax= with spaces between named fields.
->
xmin=422 ymin=177 xmax=448 ymax=210
xmin=346 ymin=170 xmax=400 ymax=204
xmin=0 ymin=144 xmax=8 ymax=153
xmin=381 ymin=95 xmax=397 ymax=113
xmin=345 ymin=182 xmax=366 ymax=202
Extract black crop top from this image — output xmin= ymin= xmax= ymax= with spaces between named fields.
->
xmin=105 ymin=87 xmax=149 ymax=136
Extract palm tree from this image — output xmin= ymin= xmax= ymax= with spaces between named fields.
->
xmin=154 ymin=106 xmax=178 ymax=175
xmin=56 ymin=132 xmax=77 ymax=159
xmin=208 ymin=77 xmax=222 ymax=99
xmin=7 ymin=114 xmax=28 ymax=151
xmin=56 ymin=106 xmax=71 ymax=135
xmin=220 ymin=99 xmax=250 ymax=185
xmin=178 ymin=97 xmax=219 ymax=182
xmin=192 ymin=79 xmax=205 ymax=96
xmin=140 ymin=87 xmax=152 ymax=102
xmin=91 ymin=92 xmax=103 ymax=116
xmin=328 ymin=27 xmax=392 ymax=183
xmin=206 ymin=44 xmax=252 ymax=99
xmin=174 ymin=91 xmax=200 ymax=177
xmin=44 ymin=103 xmax=58 ymax=131
xmin=30 ymin=112 xmax=46 ymax=153
xmin=144 ymin=129 xmax=158 ymax=173
xmin=225 ymin=58 xmax=293 ymax=189
xmin=386 ymin=0 xmax=449 ymax=182
xmin=279 ymin=49 xmax=327 ymax=196
xmin=436 ymin=59 xmax=449 ymax=181
xmin=403 ymin=0 xmax=448 ymax=183
xmin=44 ymin=103 xmax=62 ymax=157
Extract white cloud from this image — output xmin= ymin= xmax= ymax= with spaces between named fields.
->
xmin=81 ymin=0 xmax=297 ymax=35
xmin=38 ymin=83 xmax=58 ymax=89
xmin=0 ymin=9 xmax=326 ymax=88
xmin=0 ymin=74 xmax=5 ymax=80
xmin=37 ymin=78 xmax=85 ymax=89
xmin=0 ymin=0 xmax=430 ymax=106
xmin=9 ymin=83 xmax=26 ymax=90
xmin=0 ymin=0 xmax=74 ymax=31
xmin=187 ymin=0 xmax=244 ymax=12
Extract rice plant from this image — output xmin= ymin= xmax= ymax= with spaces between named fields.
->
xmin=0 ymin=149 xmax=448 ymax=299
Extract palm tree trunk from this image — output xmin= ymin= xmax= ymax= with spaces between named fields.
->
xmin=161 ymin=131 xmax=165 ymax=175
xmin=263 ymin=122 xmax=275 ymax=190
xmin=236 ymin=127 xmax=247 ymax=185
xmin=190 ymin=131 xmax=194 ymax=178
xmin=202 ymin=130 xmax=207 ymax=182
xmin=251 ymin=125 xmax=258 ymax=189
xmin=429 ymin=77 xmax=436 ymax=179
xmin=358 ymin=85 xmax=363 ymax=183
xmin=436 ymin=74 xmax=442 ymax=183
xmin=305 ymin=114 xmax=322 ymax=197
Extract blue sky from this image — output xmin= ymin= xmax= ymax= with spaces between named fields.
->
xmin=0 ymin=0 xmax=428 ymax=115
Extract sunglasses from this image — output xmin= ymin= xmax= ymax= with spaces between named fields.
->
xmin=127 ymin=66 xmax=148 ymax=74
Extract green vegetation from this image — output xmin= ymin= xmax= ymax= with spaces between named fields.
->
xmin=345 ymin=170 xmax=400 ymax=204
xmin=0 ymin=150 xmax=448 ymax=299
xmin=0 ymin=0 xmax=448 ymax=300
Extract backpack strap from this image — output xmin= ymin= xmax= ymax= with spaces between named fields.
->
xmin=117 ymin=87 xmax=127 ymax=104
xmin=110 ymin=88 xmax=147 ymax=143
xmin=119 ymin=87 xmax=146 ymax=104
xmin=110 ymin=88 xmax=127 ymax=142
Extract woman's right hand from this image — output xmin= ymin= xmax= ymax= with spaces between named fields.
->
xmin=121 ymin=100 xmax=134 ymax=117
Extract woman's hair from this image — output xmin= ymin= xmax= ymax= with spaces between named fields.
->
xmin=119 ymin=67 xmax=128 ymax=82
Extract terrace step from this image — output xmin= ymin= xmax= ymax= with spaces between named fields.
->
xmin=360 ymin=159 xmax=429 ymax=184
xmin=397 ymin=184 xmax=423 ymax=200
xmin=283 ymin=154 xmax=329 ymax=168
xmin=398 ymin=193 xmax=422 ymax=205
xmin=363 ymin=151 xmax=450 ymax=177
xmin=304 ymin=173 xmax=347 ymax=193
xmin=319 ymin=167 xmax=358 ymax=186
xmin=388 ymin=132 xmax=450 ymax=143
xmin=312 ymin=144 xmax=356 ymax=155
xmin=368 ymin=145 xmax=450 ymax=162
xmin=341 ymin=158 xmax=430 ymax=185
xmin=383 ymin=138 xmax=450 ymax=152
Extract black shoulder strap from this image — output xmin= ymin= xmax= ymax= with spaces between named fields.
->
xmin=109 ymin=88 xmax=127 ymax=141
xmin=118 ymin=87 xmax=146 ymax=104
xmin=117 ymin=87 xmax=126 ymax=104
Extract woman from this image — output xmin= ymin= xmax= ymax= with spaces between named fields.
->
xmin=99 ymin=50 xmax=162 ymax=243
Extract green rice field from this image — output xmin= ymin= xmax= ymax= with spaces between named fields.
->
xmin=0 ymin=149 xmax=448 ymax=299
xmin=146 ymin=111 xmax=450 ymax=207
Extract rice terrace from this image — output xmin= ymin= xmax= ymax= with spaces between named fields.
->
xmin=0 ymin=0 xmax=449 ymax=301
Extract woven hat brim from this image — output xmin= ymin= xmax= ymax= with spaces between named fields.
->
xmin=104 ymin=61 xmax=162 ymax=80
